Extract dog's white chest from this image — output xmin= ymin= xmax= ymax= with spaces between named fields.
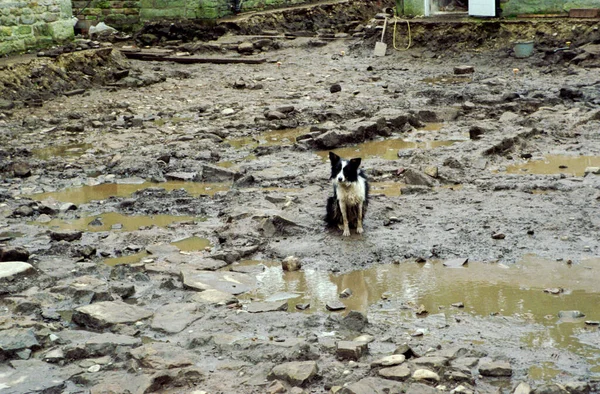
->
xmin=337 ymin=178 xmax=366 ymax=206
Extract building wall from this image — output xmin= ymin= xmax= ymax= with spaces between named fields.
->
xmin=399 ymin=0 xmax=600 ymax=17
xmin=73 ymin=0 xmax=319 ymax=32
xmin=0 ymin=0 xmax=74 ymax=56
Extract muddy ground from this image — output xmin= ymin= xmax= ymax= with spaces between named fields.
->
xmin=1 ymin=5 xmax=600 ymax=394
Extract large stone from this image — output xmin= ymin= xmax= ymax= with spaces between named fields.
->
xmin=402 ymin=168 xmax=434 ymax=187
xmin=311 ymin=129 xmax=355 ymax=149
xmin=87 ymin=372 xmax=154 ymax=394
xmin=0 ymin=261 xmax=34 ymax=279
xmin=73 ymin=301 xmax=154 ymax=329
xmin=0 ymin=359 xmax=80 ymax=393
xmin=412 ymin=368 xmax=440 ymax=382
xmin=478 ymin=361 xmax=512 ymax=377
xmin=336 ymin=341 xmax=368 ymax=360
xmin=267 ymin=361 xmax=318 ymax=386
xmin=371 ymin=354 xmax=406 ymax=367
xmin=181 ymin=270 xmax=256 ymax=295
xmin=187 ymin=289 xmax=238 ymax=306
xmin=0 ymin=328 xmax=40 ymax=355
xmin=340 ymin=377 xmax=404 ymax=394
xmin=151 ymin=303 xmax=203 ymax=333
xmin=247 ymin=300 xmax=288 ymax=313
xmin=62 ymin=331 xmax=141 ymax=359
xmin=130 ymin=342 xmax=197 ymax=369
xmin=165 ymin=171 xmax=197 ymax=181
xmin=411 ymin=356 xmax=449 ymax=369
xmin=378 ymin=364 xmax=411 ymax=381
xmin=0 ymin=247 xmax=30 ymax=262
xmin=341 ymin=310 xmax=368 ymax=331
xmin=514 ymin=382 xmax=532 ymax=394
xmin=201 ymin=164 xmax=237 ymax=182
xmin=50 ymin=230 xmax=83 ymax=242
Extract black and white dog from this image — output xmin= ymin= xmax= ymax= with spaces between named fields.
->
xmin=325 ymin=152 xmax=369 ymax=236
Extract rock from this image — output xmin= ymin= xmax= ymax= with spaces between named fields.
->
xmin=86 ymin=371 xmax=154 ymax=394
xmin=43 ymin=347 xmax=65 ymax=363
xmin=151 ymin=303 xmax=202 ymax=333
xmin=50 ymin=230 xmax=83 ymax=242
xmin=295 ymin=303 xmax=310 ymax=310
xmin=514 ymin=382 xmax=532 ymax=394
xmin=417 ymin=110 xmax=437 ymax=122
xmin=406 ymin=383 xmax=439 ymax=394
xmin=201 ymin=164 xmax=237 ymax=182
xmin=11 ymin=162 xmax=31 ymax=177
xmin=371 ymin=354 xmax=406 ymax=367
xmin=130 ymin=342 xmax=197 ymax=369
xmin=73 ymin=300 xmax=154 ymax=329
xmin=424 ymin=166 xmax=438 ymax=178
xmin=60 ymin=202 xmax=77 ymax=212
xmin=13 ymin=205 xmax=34 ymax=216
xmin=181 ymin=270 xmax=256 ymax=295
xmin=402 ymin=168 xmax=434 ymax=187
xmin=499 ymin=112 xmax=520 ymax=122
xmin=238 ymin=42 xmax=254 ymax=54
xmin=339 ymin=377 xmax=404 ymax=394
xmin=0 ymin=261 xmax=34 ymax=279
xmin=265 ymin=110 xmax=287 ymax=120
xmin=0 ymin=99 xmax=15 ymax=110
xmin=282 ymin=256 xmax=302 ymax=271
xmin=444 ymin=370 xmax=472 ymax=383
xmin=584 ymin=167 xmax=600 ymax=175
xmin=326 ymin=301 xmax=346 ymax=311
xmin=311 ymin=129 xmax=355 ymax=149
xmin=0 ymin=329 xmax=40 ymax=355
xmin=378 ymin=364 xmax=411 ymax=381
xmin=558 ymin=310 xmax=586 ymax=321
xmin=330 ymin=83 xmax=342 ymax=93
xmin=492 ymin=232 xmax=506 ymax=239
xmin=221 ymin=108 xmax=235 ymax=115
xmin=267 ymin=361 xmax=318 ymax=386
xmin=394 ymin=343 xmax=419 ymax=359
xmin=563 ymin=381 xmax=590 ymax=394
xmin=454 ymin=65 xmax=475 ymax=74
xmin=469 ymin=126 xmax=486 ymax=139
xmin=165 ymin=171 xmax=197 ymax=181
xmin=478 ymin=360 xmax=512 ymax=377
xmin=412 ymin=368 xmax=440 ymax=382
xmin=336 ymin=341 xmax=368 ymax=360
xmin=268 ymin=380 xmax=287 ymax=394
xmin=341 ymin=310 xmax=368 ymax=331
xmin=247 ymin=300 xmax=288 ymax=313
xmin=443 ymin=258 xmax=468 ymax=268
xmin=187 ymin=288 xmax=238 ymax=306
xmin=277 ymin=105 xmax=295 ymax=113
xmin=340 ymin=288 xmax=353 ymax=298
xmin=0 ymin=359 xmax=78 ymax=393
xmin=0 ymin=247 xmax=30 ymax=262
xmin=62 ymin=331 xmax=141 ymax=359
xmin=412 ymin=356 xmax=448 ymax=369
xmin=532 ymin=384 xmax=569 ymax=394
xmin=559 ymin=87 xmax=583 ymax=100
xmin=88 ymin=364 xmax=101 ymax=372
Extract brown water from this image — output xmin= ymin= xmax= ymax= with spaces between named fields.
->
xmin=506 ymin=155 xmax=600 ymax=177
xmin=238 ymin=256 xmax=600 ymax=373
xmin=370 ymin=182 xmax=406 ymax=197
xmin=37 ymin=212 xmax=197 ymax=232
xmin=317 ymin=138 xmax=456 ymax=161
xmin=418 ymin=123 xmax=444 ymax=131
xmin=29 ymin=181 xmax=232 ymax=204
xmin=32 ymin=143 xmax=92 ymax=160
xmin=104 ymin=236 xmax=212 ymax=266
xmin=227 ymin=127 xmax=310 ymax=149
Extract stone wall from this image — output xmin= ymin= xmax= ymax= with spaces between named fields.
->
xmin=399 ymin=0 xmax=600 ymax=17
xmin=0 ymin=0 xmax=74 ymax=56
xmin=74 ymin=0 xmax=322 ymax=32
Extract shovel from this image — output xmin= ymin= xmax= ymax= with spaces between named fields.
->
xmin=374 ymin=18 xmax=388 ymax=57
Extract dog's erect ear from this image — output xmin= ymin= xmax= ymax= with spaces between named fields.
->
xmin=329 ymin=152 xmax=341 ymax=164
xmin=349 ymin=158 xmax=362 ymax=168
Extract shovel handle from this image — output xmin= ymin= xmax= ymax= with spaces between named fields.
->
xmin=381 ymin=18 xmax=388 ymax=42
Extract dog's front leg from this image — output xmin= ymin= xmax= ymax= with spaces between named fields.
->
xmin=338 ymin=200 xmax=351 ymax=236
xmin=356 ymin=203 xmax=364 ymax=234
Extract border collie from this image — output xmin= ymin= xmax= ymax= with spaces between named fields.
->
xmin=325 ymin=152 xmax=369 ymax=236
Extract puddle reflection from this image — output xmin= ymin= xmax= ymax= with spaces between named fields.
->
xmin=506 ymin=155 xmax=600 ymax=177
xmin=317 ymin=138 xmax=456 ymax=161
xmin=36 ymin=212 xmax=196 ymax=232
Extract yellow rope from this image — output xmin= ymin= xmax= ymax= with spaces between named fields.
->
xmin=392 ymin=17 xmax=411 ymax=51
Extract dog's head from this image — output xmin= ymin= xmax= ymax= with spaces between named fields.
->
xmin=329 ymin=152 xmax=362 ymax=184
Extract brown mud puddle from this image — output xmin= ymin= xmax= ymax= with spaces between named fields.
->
xmin=104 ymin=235 xmax=212 ymax=266
xmin=36 ymin=212 xmax=196 ymax=232
xmin=317 ymin=138 xmax=457 ymax=161
xmin=32 ymin=143 xmax=93 ymax=160
xmin=30 ymin=181 xmax=232 ymax=204
xmin=237 ymin=256 xmax=600 ymax=375
xmin=506 ymin=155 xmax=600 ymax=177
xmin=227 ymin=127 xmax=310 ymax=149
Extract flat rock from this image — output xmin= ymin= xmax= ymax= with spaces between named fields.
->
xmin=151 ymin=303 xmax=202 ymax=333
xmin=412 ymin=368 xmax=440 ymax=382
xmin=201 ymin=164 xmax=237 ymax=182
xmin=337 ymin=340 xmax=368 ymax=360
xmin=187 ymin=288 xmax=238 ymax=305
xmin=514 ymin=382 xmax=532 ymax=394
xmin=402 ymin=168 xmax=434 ymax=187
xmin=0 ymin=359 xmax=80 ymax=393
xmin=326 ymin=301 xmax=346 ymax=311
xmin=181 ymin=269 xmax=256 ymax=294
xmin=372 ymin=354 xmax=406 ymax=367
xmin=165 ymin=171 xmax=197 ymax=181
xmin=411 ymin=356 xmax=448 ymax=368
xmin=406 ymin=383 xmax=439 ymax=394
xmin=0 ymin=247 xmax=30 ymax=262
xmin=87 ymin=371 xmax=154 ymax=394
xmin=443 ymin=258 xmax=468 ymax=268
xmin=478 ymin=360 xmax=512 ymax=377
xmin=499 ymin=111 xmax=519 ymax=122
xmin=0 ymin=261 xmax=34 ymax=279
xmin=73 ymin=301 xmax=154 ymax=329
xmin=130 ymin=342 xmax=197 ymax=369
xmin=267 ymin=361 xmax=318 ymax=386
xmin=146 ymin=243 xmax=179 ymax=255
xmin=378 ymin=364 xmax=411 ymax=381
xmin=532 ymin=383 xmax=569 ymax=394
xmin=49 ymin=230 xmax=83 ymax=242
xmin=62 ymin=331 xmax=141 ymax=359
xmin=0 ymin=328 xmax=40 ymax=354
xmin=339 ymin=377 xmax=404 ymax=394
xmin=247 ymin=300 xmax=288 ymax=313
xmin=454 ymin=65 xmax=475 ymax=74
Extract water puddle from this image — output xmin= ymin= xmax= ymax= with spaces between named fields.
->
xmin=418 ymin=123 xmax=444 ymax=132
xmin=239 ymin=256 xmax=600 ymax=374
xmin=506 ymin=155 xmax=600 ymax=177
xmin=32 ymin=143 xmax=93 ymax=160
xmin=226 ymin=127 xmax=310 ymax=149
xmin=35 ymin=212 xmax=196 ymax=232
xmin=29 ymin=181 xmax=231 ymax=204
xmin=422 ymin=75 xmax=472 ymax=84
xmin=153 ymin=116 xmax=193 ymax=126
xmin=317 ymin=139 xmax=456 ymax=161
xmin=370 ymin=182 xmax=406 ymax=197
xmin=0 ymin=231 xmax=24 ymax=241
xmin=104 ymin=236 xmax=212 ymax=266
